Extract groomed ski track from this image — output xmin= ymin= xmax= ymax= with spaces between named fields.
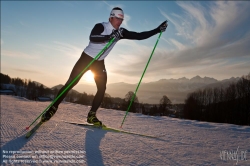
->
xmin=1 ymin=95 xmax=250 ymax=166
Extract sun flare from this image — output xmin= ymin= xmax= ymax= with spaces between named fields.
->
xmin=82 ymin=71 xmax=95 ymax=83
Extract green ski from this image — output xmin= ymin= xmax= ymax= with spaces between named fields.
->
xmin=25 ymin=121 xmax=44 ymax=138
xmin=63 ymin=120 xmax=157 ymax=138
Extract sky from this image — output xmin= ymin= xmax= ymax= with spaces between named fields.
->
xmin=1 ymin=1 xmax=250 ymax=87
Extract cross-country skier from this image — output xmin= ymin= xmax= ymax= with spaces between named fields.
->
xmin=41 ymin=7 xmax=168 ymax=126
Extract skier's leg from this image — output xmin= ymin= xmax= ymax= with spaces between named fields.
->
xmin=90 ymin=62 xmax=107 ymax=112
xmin=87 ymin=60 xmax=107 ymax=125
xmin=42 ymin=52 xmax=93 ymax=122
xmin=55 ymin=52 xmax=94 ymax=106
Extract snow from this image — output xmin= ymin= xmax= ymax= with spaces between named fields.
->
xmin=1 ymin=95 xmax=250 ymax=166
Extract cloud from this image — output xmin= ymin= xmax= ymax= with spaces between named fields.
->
xmin=103 ymin=1 xmax=125 ymax=10
xmin=160 ymin=1 xmax=250 ymax=47
xmin=11 ymin=68 xmax=42 ymax=74
xmin=111 ymin=1 xmax=250 ymax=81
xmin=1 ymin=50 xmax=40 ymax=59
xmin=36 ymin=41 xmax=82 ymax=58
xmin=122 ymin=14 xmax=131 ymax=29
xmin=103 ymin=1 xmax=112 ymax=8
xmin=52 ymin=41 xmax=83 ymax=58
xmin=1 ymin=39 xmax=3 ymax=45
xmin=161 ymin=37 xmax=172 ymax=45
xmin=169 ymin=39 xmax=187 ymax=50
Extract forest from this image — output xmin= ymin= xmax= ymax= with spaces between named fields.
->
xmin=183 ymin=73 xmax=250 ymax=125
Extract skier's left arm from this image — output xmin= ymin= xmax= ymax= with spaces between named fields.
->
xmin=121 ymin=21 xmax=168 ymax=40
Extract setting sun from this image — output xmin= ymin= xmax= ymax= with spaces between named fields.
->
xmin=82 ymin=71 xmax=95 ymax=83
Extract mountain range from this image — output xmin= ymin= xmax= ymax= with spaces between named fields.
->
xmin=52 ymin=76 xmax=240 ymax=104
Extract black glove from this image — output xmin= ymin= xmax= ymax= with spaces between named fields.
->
xmin=110 ymin=28 xmax=124 ymax=40
xmin=157 ymin=21 xmax=168 ymax=32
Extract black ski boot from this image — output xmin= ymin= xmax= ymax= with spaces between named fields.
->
xmin=87 ymin=111 xmax=105 ymax=127
xmin=41 ymin=106 xmax=58 ymax=122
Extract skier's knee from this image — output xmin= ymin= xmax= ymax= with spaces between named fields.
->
xmin=65 ymin=78 xmax=72 ymax=85
xmin=97 ymin=85 xmax=106 ymax=94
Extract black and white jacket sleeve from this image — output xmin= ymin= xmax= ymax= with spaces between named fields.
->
xmin=89 ymin=23 xmax=110 ymax=42
xmin=89 ymin=23 xmax=159 ymax=42
xmin=121 ymin=28 xmax=159 ymax=40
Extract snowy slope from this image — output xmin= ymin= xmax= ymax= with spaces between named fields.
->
xmin=1 ymin=95 xmax=250 ymax=166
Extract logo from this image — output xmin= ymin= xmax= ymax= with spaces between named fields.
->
xmin=220 ymin=146 xmax=247 ymax=165
xmin=118 ymin=14 xmax=124 ymax=18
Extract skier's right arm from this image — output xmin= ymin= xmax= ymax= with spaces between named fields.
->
xmin=89 ymin=23 xmax=110 ymax=42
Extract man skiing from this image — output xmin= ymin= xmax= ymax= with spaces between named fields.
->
xmin=41 ymin=7 xmax=168 ymax=126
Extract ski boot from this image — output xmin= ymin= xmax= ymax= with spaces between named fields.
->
xmin=41 ymin=105 xmax=58 ymax=122
xmin=87 ymin=111 xmax=105 ymax=127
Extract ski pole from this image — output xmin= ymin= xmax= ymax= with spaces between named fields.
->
xmin=120 ymin=31 xmax=163 ymax=128
xmin=26 ymin=38 xmax=116 ymax=130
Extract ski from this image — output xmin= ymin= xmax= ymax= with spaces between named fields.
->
xmin=63 ymin=120 xmax=157 ymax=138
xmin=25 ymin=121 xmax=44 ymax=138
xmin=102 ymin=126 xmax=157 ymax=138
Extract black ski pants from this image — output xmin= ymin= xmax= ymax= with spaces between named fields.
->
xmin=53 ymin=51 xmax=107 ymax=112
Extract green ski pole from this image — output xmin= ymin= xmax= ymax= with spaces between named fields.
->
xmin=120 ymin=31 xmax=163 ymax=128
xmin=26 ymin=38 xmax=116 ymax=130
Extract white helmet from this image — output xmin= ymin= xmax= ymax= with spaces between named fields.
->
xmin=110 ymin=7 xmax=124 ymax=20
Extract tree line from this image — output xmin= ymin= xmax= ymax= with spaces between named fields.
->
xmin=1 ymin=74 xmax=53 ymax=99
xmin=0 ymin=73 xmax=172 ymax=115
xmin=183 ymin=73 xmax=250 ymax=126
xmin=3 ymin=72 xmax=249 ymax=125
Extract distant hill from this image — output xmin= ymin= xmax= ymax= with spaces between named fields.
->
xmin=51 ymin=84 xmax=64 ymax=90
xmin=33 ymin=81 xmax=49 ymax=89
xmin=3 ymin=75 xmax=240 ymax=104
xmin=1 ymin=73 xmax=242 ymax=104
xmin=68 ymin=76 xmax=240 ymax=104
xmin=51 ymin=84 xmax=80 ymax=95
